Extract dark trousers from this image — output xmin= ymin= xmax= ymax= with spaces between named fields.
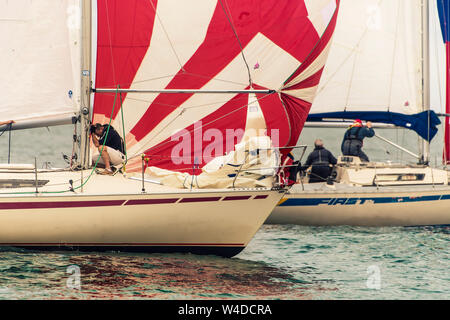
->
xmin=342 ymin=140 xmax=369 ymax=162
xmin=288 ymin=161 xmax=301 ymax=182
xmin=309 ymin=164 xmax=332 ymax=183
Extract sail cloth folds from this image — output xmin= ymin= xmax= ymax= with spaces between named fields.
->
xmin=308 ymin=0 xmax=440 ymax=140
xmin=0 ymin=0 xmax=81 ymax=124
xmin=308 ymin=111 xmax=441 ymax=141
xmin=92 ymin=0 xmax=340 ymax=175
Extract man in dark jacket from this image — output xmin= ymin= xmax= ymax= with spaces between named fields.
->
xmin=303 ymin=139 xmax=337 ymax=183
xmin=90 ymin=123 xmax=125 ymax=174
xmin=341 ymin=119 xmax=375 ymax=162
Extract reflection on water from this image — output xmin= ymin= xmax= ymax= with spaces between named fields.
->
xmin=0 ymin=248 xmax=327 ymax=300
xmin=1 ymin=223 xmax=450 ymax=299
xmin=67 ymin=253 xmax=316 ymax=299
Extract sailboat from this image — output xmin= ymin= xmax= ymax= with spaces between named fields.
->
xmin=268 ymin=0 xmax=450 ymax=227
xmin=0 ymin=0 xmax=339 ymax=256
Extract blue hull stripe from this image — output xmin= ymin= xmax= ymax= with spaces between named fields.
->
xmin=280 ymin=194 xmax=446 ymax=207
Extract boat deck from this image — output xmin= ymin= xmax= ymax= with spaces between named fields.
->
xmin=0 ymin=168 xmax=271 ymax=198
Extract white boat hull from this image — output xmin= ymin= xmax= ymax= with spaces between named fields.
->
xmin=0 ymin=170 xmax=284 ymax=257
xmin=267 ymin=183 xmax=450 ymax=226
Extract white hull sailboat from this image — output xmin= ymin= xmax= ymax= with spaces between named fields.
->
xmin=269 ymin=185 xmax=450 ymax=227
xmin=267 ymin=156 xmax=450 ymax=226
xmin=268 ymin=0 xmax=450 ymax=227
xmin=0 ymin=0 xmax=340 ymax=255
xmin=0 ymin=169 xmax=284 ymax=256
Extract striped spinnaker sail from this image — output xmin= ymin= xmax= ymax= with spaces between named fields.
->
xmin=92 ymin=0 xmax=340 ymax=173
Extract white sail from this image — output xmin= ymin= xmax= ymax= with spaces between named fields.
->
xmin=0 ymin=0 xmax=81 ymax=124
xmin=310 ymin=0 xmax=423 ymax=115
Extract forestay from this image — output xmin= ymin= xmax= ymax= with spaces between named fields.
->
xmin=92 ymin=0 xmax=340 ymax=175
xmin=308 ymin=0 xmax=440 ymax=141
xmin=0 ymin=0 xmax=81 ymax=124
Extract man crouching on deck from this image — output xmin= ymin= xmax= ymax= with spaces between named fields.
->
xmin=90 ymin=123 xmax=125 ymax=175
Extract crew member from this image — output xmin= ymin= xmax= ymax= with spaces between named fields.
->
xmin=90 ymin=123 xmax=125 ymax=174
xmin=341 ymin=119 xmax=374 ymax=162
xmin=303 ymin=139 xmax=337 ymax=183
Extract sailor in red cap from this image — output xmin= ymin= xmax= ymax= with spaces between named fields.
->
xmin=341 ymin=119 xmax=375 ymax=162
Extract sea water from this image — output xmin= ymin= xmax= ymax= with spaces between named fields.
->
xmin=0 ymin=125 xmax=449 ymax=299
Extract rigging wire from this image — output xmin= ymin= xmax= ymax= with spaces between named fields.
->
xmin=118 ymin=86 xmax=128 ymax=170
xmin=401 ymin=127 xmax=406 ymax=164
xmin=435 ymin=2 xmax=445 ymax=114
xmin=113 ymin=72 xmax=249 ymax=88
xmin=93 ymin=2 xmax=276 ymax=167
xmin=123 ymin=74 xmax=178 ymax=86
xmin=127 ymin=92 xmax=276 ymax=160
xmin=104 ymin=2 xmax=117 ymax=86
xmin=438 ymin=0 xmax=449 ymax=165
xmin=102 ymin=74 xmax=251 ymax=91
xmin=424 ymin=0 xmax=431 ymax=154
xmin=387 ymin=0 xmax=402 ymax=113
xmin=0 ymin=123 xmax=13 ymax=163
xmin=182 ymin=72 xmax=249 ymax=87
xmin=396 ymin=126 xmax=399 ymax=162
xmin=317 ymin=0 xmax=384 ymax=107
xmin=99 ymin=91 xmax=250 ymax=111
xmin=0 ymin=89 xmax=121 ymax=196
xmin=218 ymin=0 xmax=253 ymax=88
xmin=0 ymin=123 xmax=11 ymax=138
xmin=7 ymin=123 xmax=11 ymax=164
xmin=147 ymin=0 xmax=185 ymax=72
xmin=432 ymin=1 xmax=445 ymax=165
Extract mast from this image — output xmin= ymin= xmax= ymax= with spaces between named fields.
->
xmin=420 ymin=0 xmax=431 ymax=165
xmin=79 ymin=0 xmax=92 ymax=169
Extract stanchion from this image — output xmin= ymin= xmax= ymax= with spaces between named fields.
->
xmin=34 ymin=157 xmax=38 ymax=194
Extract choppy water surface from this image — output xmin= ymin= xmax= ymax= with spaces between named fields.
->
xmin=0 ymin=225 xmax=449 ymax=299
xmin=0 ymin=126 xmax=449 ymax=299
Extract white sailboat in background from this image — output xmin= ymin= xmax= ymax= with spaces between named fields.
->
xmin=0 ymin=0 xmax=339 ymax=255
xmin=268 ymin=0 xmax=450 ymax=227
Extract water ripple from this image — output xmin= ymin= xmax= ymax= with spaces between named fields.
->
xmin=0 ymin=225 xmax=449 ymax=299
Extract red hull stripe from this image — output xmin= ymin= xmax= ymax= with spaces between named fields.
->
xmin=222 ymin=196 xmax=251 ymax=201
xmin=0 ymin=200 xmax=125 ymax=210
xmin=125 ymin=198 xmax=179 ymax=205
xmin=2 ymin=243 xmax=244 ymax=247
xmin=179 ymin=197 xmax=222 ymax=203
xmin=0 ymin=195 xmax=268 ymax=210
xmin=253 ymin=195 xmax=269 ymax=200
